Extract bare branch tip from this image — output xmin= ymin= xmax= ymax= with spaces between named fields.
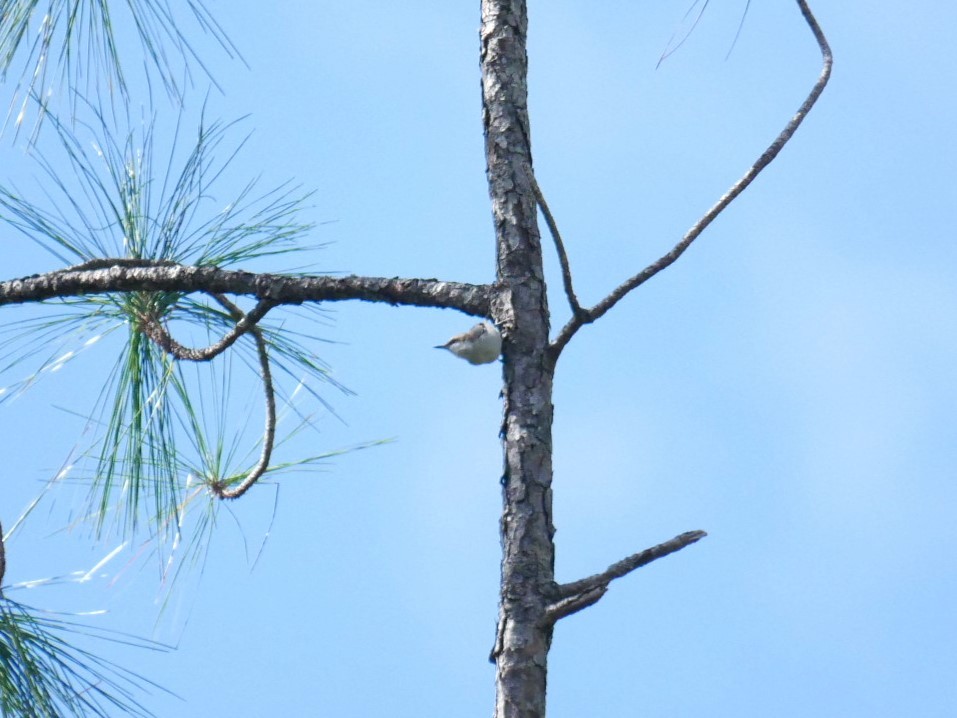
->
xmin=579 ymin=0 xmax=831 ymax=332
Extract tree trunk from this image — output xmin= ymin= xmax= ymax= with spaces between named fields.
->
xmin=481 ymin=2 xmax=556 ymax=717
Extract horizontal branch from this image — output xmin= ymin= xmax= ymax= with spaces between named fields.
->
xmin=0 ymin=261 xmax=493 ymax=316
xmin=550 ymin=530 xmax=706 ymax=619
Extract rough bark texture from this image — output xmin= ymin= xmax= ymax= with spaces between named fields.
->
xmin=0 ymin=264 xmax=492 ymax=314
xmin=481 ymin=2 xmax=556 ymax=717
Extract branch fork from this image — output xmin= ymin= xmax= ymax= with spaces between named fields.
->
xmin=543 ymin=530 xmax=707 ymax=625
xmin=527 ymin=0 xmax=832 ymax=361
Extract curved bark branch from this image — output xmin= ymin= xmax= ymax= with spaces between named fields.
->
xmin=205 ymin=296 xmax=277 ymax=500
xmin=0 ymin=260 xmax=494 ymax=317
xmin=139 ymin=297 xmax=277 ymax=361
xmin=550 ymin=0 xmax=833 ymax=358
xmin=527 ymin=167 xmax=584 ymax=318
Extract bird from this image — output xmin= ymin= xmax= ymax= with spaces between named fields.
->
xmin=435 ymin=321 xmax=502 ymax=364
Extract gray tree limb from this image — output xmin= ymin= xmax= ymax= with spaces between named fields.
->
xmin=541 ymin=530 xmax=706 ymax=625
xmin=0 ymin=261 xmax=493 ymax=317
xmin=554 ymin=530 xmax=707 ymax=604
xmin=550 ymin=0 xmax=833 ymax=359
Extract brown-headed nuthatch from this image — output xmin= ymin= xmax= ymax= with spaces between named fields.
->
xmin=435 ymin=322 xmax=502 ymax=364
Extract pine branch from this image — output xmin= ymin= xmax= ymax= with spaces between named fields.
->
xmin=139 ymin=297 xmax=277 ymax=361
xmin=206 ymin=296 xmax=276 ymax=500
xmin=0 ymin=261 xmax=494 ymax=317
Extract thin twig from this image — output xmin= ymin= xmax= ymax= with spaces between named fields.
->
xmin=551 ymin=0 xmax=832 ymax=358
xmin=554 ymin=530 xmax=707 ymax=604
xmin=527 ymin=167 xmax=585 ymax=318
xmin=657 ymin=0 xmax=712 ymax=70
xmin=205 ymin=296 xmax=276 ymax=501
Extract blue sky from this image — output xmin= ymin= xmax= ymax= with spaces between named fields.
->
xmin=3 ymin=1 xmax=956 ymax=716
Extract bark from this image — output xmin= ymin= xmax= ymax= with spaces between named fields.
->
xmin=0 ymin=263 xmax=491 ymax=315
xmin=480 ymin=2 xmax=556 ymax=717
